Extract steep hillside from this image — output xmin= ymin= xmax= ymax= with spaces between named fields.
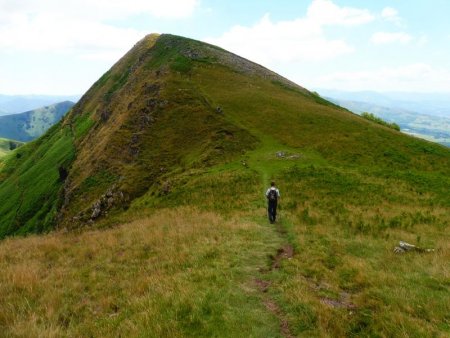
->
xmin=0 ymin=101 xmax=75 ymax=142
xmin=0 ymin=34 xmax=449 ymax=336
xmin=0 ymin=137 xmax=23 ymax=157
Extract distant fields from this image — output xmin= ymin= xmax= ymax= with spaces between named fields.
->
xmin=327 ymin=97 xmax=450 ymax=147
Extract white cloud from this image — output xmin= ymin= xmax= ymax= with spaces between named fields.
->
xmin=416 ymin=34 xmax=428 ymax=47
xmin=312 ymin=63 xmax=450 ymax=92
xmin=207 ymin=0 xmax=374 ymax=66
xmin=381 ymin=7 xmax=398 ymax=18
xmin=307 ymin=0 xmax=374 ymax=26
xmin=0 ymin=0 xmax=199 ymax=59
xmin=381 ymin=7 xmax=403 ymax=26
xmin=0 ymin=14 xmax=142 ymax=51
xmin=371 ymin=32 xmax=413 ymax=45
xmin=0 ymin=0 xmax=199 ymax=20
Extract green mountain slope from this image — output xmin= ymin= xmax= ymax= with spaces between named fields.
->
xmin=0 ymin=101 xmax=75 ymax=141
xmin=0 ymin=137 xmax=23 ymax=157
xmin=0 ymin=34 xmax=449 ymax=336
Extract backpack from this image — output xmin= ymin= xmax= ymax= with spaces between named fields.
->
xmin=268 ymin=189 xmax=277 ymax=202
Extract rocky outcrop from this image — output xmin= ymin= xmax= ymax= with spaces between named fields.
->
xmin=275 ymin=151 xmax=301 ymax=159
xmin=90 ymin=185 xmax=125 ymax=220
xmin=393 ymin=241 xmax=435 ymax=254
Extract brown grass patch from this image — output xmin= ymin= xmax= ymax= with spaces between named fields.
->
xmin=0 ymin=207 xmax=282 ymax=337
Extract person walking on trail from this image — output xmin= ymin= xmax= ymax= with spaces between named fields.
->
xmin=266 ymin=181 xmax=280 ymax=224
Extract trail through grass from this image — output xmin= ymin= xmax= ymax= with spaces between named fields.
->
xmin=259 ymin=166 xmax=448 ymax=337
xmin=0 ymin=207 xmax=287 ymax=337
xmin=222 ymin=134 xmax=450 ymax=337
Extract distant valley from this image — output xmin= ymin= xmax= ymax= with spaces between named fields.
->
xmin=319 ymin=90 xmax=450 ymax=147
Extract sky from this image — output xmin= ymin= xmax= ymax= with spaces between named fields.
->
xmin=0 ymin=0 xmax=449 ymax=95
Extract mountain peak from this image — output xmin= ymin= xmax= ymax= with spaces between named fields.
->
xmin=0 ymin=34 xmax=449 ymax=237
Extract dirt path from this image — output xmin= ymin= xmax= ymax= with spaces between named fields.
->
xmin=256 ymin=215 xmax=295 ymax=338
xmin=246 ymin=142 xmax=299 ymax=337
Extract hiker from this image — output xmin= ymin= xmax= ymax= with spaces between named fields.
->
xmin=266 ymin=181 xmax=280 ymax=223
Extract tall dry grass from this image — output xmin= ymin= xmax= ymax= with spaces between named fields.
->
xmin=0 ymin=207 xmax=282 ymax=337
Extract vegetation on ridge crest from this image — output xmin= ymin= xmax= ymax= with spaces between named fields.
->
xmin=361 ymin=111 xmax=400 ymax=131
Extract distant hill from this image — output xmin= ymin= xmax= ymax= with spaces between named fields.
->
xmin=0 ymin=101 xmax=75 ymax=142
xmin=0 ymin=34 xmax=448 ymax=337
xmin=0 ymin=94 xmax=80 ymax=116
xmin=324 ymin=96 xmax=450 ymax=147
xmin=317 ymin=89 xmax=450 ymax=118
xmin=0 ymin=137 xmax=23 ymax=157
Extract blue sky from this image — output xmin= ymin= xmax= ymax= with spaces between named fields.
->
xmin=0 ymin=0 xmax=449 ymax=95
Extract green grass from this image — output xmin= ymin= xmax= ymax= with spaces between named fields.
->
xmin=0 ymin=123 xmax=75 ymax=237
xmin=127 ymin=105 xmax=448 ymax=336
xmin=243 ymin=144 xmax=449 ymax=337
xmin=120 ymin=116 xmax=449 ymax=337
xmin=73 ymin=112 xmax=95 ymax=139
xmin=0 ymin=208 xmax=285 ymax=337
xmin=0 ymin=137 xmax=23 ymax=158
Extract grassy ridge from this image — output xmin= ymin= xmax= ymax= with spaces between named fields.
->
xmin=192 ymin=60 xmax=450 ymax=172
xmin=126 ymin=135 xmax=449 ymax=336
xmin=0 ymin=140 xmax=448 ymax=336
